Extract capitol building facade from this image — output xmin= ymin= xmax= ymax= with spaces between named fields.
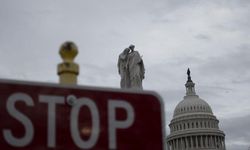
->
xmin=167 ymin=69 xmax=226 ymax=150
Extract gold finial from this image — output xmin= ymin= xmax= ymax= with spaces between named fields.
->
xmin=59 ymin=41 xmax=78 ymax=62
xmin=57 ymin=41 xmax=79 ymax=85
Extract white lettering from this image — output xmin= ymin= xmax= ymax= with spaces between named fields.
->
xmin=3 ymin=93 xmax=34 ymax=147
xmin=108 ymin=100 xmax=135 ymax=149
xmin=70 ymin=98 xmax=100 ymax=149
xmin=39 ymin=95 xmax=64 ymax=148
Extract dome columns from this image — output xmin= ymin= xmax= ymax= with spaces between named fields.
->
xmin=168 ymin=135 xmax=226 ymax=150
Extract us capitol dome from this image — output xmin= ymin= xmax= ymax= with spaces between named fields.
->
xmin=167 ymin=69 xmax=226 ymax=150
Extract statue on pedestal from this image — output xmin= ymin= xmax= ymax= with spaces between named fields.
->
xmin=118 ymin=45 xmax=145 ymax=90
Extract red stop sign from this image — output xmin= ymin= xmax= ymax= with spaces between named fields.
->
xmin=0 ymin=79 xmax=166 ymax=150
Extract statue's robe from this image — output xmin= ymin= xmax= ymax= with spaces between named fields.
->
xmin=127 ymin=51 xmax=145 ymax=89
xmin=118 ymin=51 xmax=130 ymax=88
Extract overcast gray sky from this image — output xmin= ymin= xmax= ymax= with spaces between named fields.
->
xmin=0 ymin=0 xmax=250 ymax=149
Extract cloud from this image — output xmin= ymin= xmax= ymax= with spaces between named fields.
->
xmin=196 ymin=46 xmax=250 ymax=84
xmin=0 ymin=1 xmax=250 ymax=150
xmin=221 ymin=115 xmax=250 ymax=150
xmin=79 ymin=62 xmax=119 ymax=87
xmin=194 ymin=34 xmax=211 ymax=40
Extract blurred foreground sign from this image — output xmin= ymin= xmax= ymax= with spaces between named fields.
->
xmin=0 ymin=79 xmax=165 ymax=150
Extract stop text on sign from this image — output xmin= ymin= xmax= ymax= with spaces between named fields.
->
xmin=3 ymin=92 xmax=135 ymax=149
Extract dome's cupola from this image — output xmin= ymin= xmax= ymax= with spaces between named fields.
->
xmin=185 ymin=68 xmax=196 ymax=96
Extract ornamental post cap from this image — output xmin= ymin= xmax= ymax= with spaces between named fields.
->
xmin=59 ymin=41 xmax=78 ymax=62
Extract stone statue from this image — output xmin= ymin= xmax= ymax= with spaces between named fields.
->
xmin=118 ymin=48 xmax=130 ymax=88
xmin=118 ymin=45 xmax=145 ymax=89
